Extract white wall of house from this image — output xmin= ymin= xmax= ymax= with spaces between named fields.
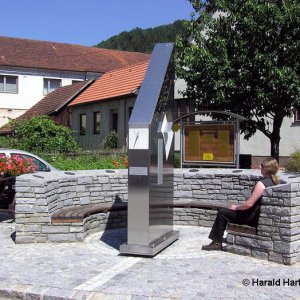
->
xmin=0 ymin=108 xmax=25 ymax=127
xmin=240 ymin=117 xmax=300 ymax=157
xmin=0 ymin=67 xmax=98 ymax=127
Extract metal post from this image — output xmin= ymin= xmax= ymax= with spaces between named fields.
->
xmin=120 ymin=43 xmax=179 ymax=256
xmin=180 ymin=119 xmax=183 ymax=169
xmin=236 ymin=119 xmax=240 ymax=168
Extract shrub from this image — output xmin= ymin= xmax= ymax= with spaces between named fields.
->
xmin=102 ymin=131 xmax=118 ymax=150
xmin=285 ymin=150 xmax=300 ymax=172
xmin=0 ymin=136 xmax=14 ymax=148
xmin=174 ymin=151 xmax=181 ymax=168
xmin=9 ymin=115 xmax=80 ymax=153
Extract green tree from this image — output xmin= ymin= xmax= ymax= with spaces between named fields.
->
xmin=175 ymin=0 xmax=300 ymax=160
xmin=9 ymin=115 xmax=80 ymax=153
xmin=96 ymin=20 xmax=188 ymax=53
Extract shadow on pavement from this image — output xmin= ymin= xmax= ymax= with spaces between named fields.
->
xmin=100 ymin=195 xmax=127 ymax=250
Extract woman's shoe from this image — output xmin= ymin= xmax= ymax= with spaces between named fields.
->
xmin=201 ymin=241 xmax=222 ymax=251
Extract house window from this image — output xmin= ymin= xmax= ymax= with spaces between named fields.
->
xmin=80 ymin=114 xmax=87 ymax=135
xmin=0 ymin=75 xmax=18 ymax=93
xmin=294 ymin=108 xmax=300 ymax=123
xmin=128 ymin=107 xmax=133 ymax=120
xmin=111 ymin=111 xmax=118 ymax=132
xmin=176 ymin=99 xmax=190 ymax=119
xmin=43 ymin=78 xmax=61 ymax=95
xmin=94 ymin=112 xmax=101 ymax=134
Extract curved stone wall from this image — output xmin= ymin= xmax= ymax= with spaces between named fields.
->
xmin=13 ymin=168 xmax=300 ymax=264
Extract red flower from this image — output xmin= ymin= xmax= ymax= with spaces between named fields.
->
xmin=112 ymin=159 xmax=120 ymax=169
xmin=121 ymin=157 xmax=128 ymax=168
xmin=0 ymin=156 xmax=37 ymax=177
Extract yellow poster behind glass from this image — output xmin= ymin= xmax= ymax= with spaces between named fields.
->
xmin=218 ymin=130 xmax=230 ymax=156
xmin=184 ymin=124 xmax=234 ymax=163
xmin=185 ymin=130 xmax=200 ymax=158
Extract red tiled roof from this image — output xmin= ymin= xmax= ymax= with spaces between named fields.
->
xmin=69 ymin=60 xmax=149 ymax=107
xmin=0 ymin=36 xmax=150 ymax=73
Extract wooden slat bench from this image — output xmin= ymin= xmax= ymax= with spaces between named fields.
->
xmin=51 ymin=200 xmax=257 ymax=236
xmin=51 ymin=202 xmax=127 ymax=224
xmin=226 ymin=223 xmax=257 ymax=235
xmin=51 ymin=200 xmax=224 ymax=224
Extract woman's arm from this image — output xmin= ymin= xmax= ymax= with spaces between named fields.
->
xmin=229 ymin=181 xmax=266 ymax=211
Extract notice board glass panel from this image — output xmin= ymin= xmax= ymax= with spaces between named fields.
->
xmin=184 ymin=124 xmax=235 ymax=163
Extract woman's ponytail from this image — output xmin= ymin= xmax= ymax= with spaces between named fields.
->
xmin=261 ymin=157 xmax=280 ymax=185
xmin=270 ymin=174 xmax=280 ymax=185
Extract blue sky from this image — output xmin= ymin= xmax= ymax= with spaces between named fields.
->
xmin=1 ymin=0 xmax=193 ymax=46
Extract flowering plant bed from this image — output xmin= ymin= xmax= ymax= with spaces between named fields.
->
xmin=0 ymin=156 xmax=37 ymax=210
xmin=112 ymin=157 xmax=128 ymax=169
xmin=0 ymin=156 xmax=37 ymax=177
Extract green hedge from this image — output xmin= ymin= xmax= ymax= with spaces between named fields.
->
xmin=40 ymin=152 xmax=128 ymax=171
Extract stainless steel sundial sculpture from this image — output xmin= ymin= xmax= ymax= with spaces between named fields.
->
xmin=119 ymin=43 xmax=179 ymax=256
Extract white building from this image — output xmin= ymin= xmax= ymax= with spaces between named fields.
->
xmin=0 ymin=36 xmax=150 ymax=127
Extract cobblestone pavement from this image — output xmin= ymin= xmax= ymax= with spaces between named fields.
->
xmin=0 ymin=213 xmax=299 ymax=300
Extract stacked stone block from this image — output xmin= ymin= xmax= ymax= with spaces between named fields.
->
xmin=226 ymin=181 xmax=300 ymax=264
xmin=13 ymin=168 xmax=300 ymax=265
xmin=173 ymin=170 xmax=258 ymax=226
xmin=14 ymin=170 xmax=128 ymax=243
xmin=83 ymin=210 xmax=127 ymax=237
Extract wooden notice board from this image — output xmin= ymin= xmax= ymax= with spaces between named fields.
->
xmin=184 ymin=124 xmax=235 ymax=163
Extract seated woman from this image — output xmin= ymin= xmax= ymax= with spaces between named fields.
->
xmin=202 ymin=157 xmax=280 ymax=251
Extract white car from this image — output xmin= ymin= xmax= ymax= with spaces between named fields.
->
xmin=0 ymin=148 xmax=58 ymax=172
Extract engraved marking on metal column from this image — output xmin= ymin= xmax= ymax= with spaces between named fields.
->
xmin=129 ymin=167 xmax=148 ymax=176
xmin=157 ymin=138 xmax=163 ymax=185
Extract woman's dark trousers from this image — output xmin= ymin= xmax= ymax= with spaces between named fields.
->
xmin=208 ymin=207 xmax=259 ymax=243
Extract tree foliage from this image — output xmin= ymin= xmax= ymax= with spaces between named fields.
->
xmin=9 ymin=115 xmax=80 ymax=154
xmin=175 ymin=0 xmax=300 ymax=159
xmin=96 ymin=20 xmax=188 ymax=53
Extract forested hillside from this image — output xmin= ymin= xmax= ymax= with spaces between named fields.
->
xmin=95 ymin=20 xmax=188 ymax=53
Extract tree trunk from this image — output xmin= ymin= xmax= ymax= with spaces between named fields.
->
xmin=270 ymin=114 xmax=283 ymax=162
xmin=270 ymin=136 xmax=280 ymax=161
